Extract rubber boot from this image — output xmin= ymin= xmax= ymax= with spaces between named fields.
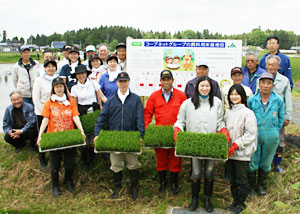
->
xmin=225 ymin=182 xmax=238 ymax=211
xmin=170 ymin=172 xmax=180 ymax=195
xmin=158 ymin=170 xmax=167 ymax=193
xmin=39 ymin=152 xmax=48 ymax=169
xmin=80 ymin=147 xmax=89 ymax=171
xmin=188 ymin=180 xmax=200 ymax=211
xmin=51 ymin=169 xmax=61 ymax=197
xmin=88 ymin=147 xmax=95 ymax=171
xmin=273 ymin=153 xmax=284 ymax=173
xmin=65 ymin=168 xmax=75 ymax=193
xmin=257 ymin=168 xmax=268 ymax=196
xmin=203 ymin=178 xmax=214 ymax=212
xmin=231 ymin=184 xmax=248 ymax=214
xmin=247 ymin=171 xmax=256 ymax=197
xmin=110 ymin=171 xmax=122 ymax=199
xmin=129 ymin=170 xmax=139 ymax=201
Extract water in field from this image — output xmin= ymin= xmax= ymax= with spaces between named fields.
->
xmin=0 ymin=64 xmax=16 ymax=132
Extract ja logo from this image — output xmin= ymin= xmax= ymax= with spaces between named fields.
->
xmin=228 ymin=43 xmax=236 ymax=48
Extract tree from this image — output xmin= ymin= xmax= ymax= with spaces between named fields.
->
xmin=20 ymin=37 xmax=25 ymax=44
xmin=2 ymin=30 xmax=7 ymax=42
xmin=109 ymin=39 xmax=119 ymax=51
xmin=182 ymin=30 xmax=197 ymax=39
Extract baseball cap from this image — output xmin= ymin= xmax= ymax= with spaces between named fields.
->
xmin=117 ymin=72 xmax=130 ymax=81
xmin=259 ymin=72 xmax=274 ymax=82
xmin=52 ymin=77 xmax=65 ymax=86
xmin=231 ymin=67 xmax=243 ymax=75
xmin=20 ymin=46 xmax=30 ymax=53
xmin=69 ymin=46 xmax=79 ymax=54
xmin=63 ymin=45 xmax=71 ymax=51
xmin=116 ymin=43 xmax=126 ymax=50
xmin=44 ymin=58 xmax=57 ymax=69
xmin=195 ymin=63 xmax=209 ymax=68
xmin=85 ymin=45 xmax=96 ymax=52
xmin=160 ymin=70 xmax=173 ymax=79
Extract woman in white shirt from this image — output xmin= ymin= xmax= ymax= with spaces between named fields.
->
xmin=71 ymin=64 xmax=106 ymax=171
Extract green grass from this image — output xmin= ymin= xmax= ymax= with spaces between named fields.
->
xmin=0 ymin=52 xmax=41 ymax=64
xmin=144 ymin=125 xmax=174 ymax=148
xmin=39 ymin=129 xmax=84 ymax=151
xmin=95 ymin=130 xmax=141 ymax=153
xmin=79 ymin=110 xmax=101 ymax=135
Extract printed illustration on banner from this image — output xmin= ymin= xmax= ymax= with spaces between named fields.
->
xmin=163 ymin=49 xmax=195 ymax=71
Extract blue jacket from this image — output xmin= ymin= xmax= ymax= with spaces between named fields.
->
xmin=242 ymin=65 xmax=266 ymax=94
xmin=59 ymin=64 xmax=77 ymax=91
xmin=99 ymin=71 xmax=118 ymax=99
xmin=259 ymin=51 xmax=293 ymax=89
xmin=248 ymin=91 xmax=284 ymax=144
xmin=94 ymin=91 xmax=145 ymax=138
xmin=3 ymin=102 xmax=36 ymax=134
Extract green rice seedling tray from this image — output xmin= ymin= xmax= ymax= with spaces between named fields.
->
xmin=79 ymin=110 xmax=101 ymax=135
xmin=144 ymin=125 xmax=175 ymax=148
xmin=39 ymin=129 xmax=85 ymax=152
xmin=175 ymin=132 xmax=228 ymax=160
xmin=94 ymin=130 xmax=142 ymax=154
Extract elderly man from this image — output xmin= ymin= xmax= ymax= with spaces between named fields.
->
xmin=3 ymin=91 xmax=37 ymax=153
xmin=184 ymin=63 xmax=222 ymax=100
xmin=242 ymin=51 xmax=266 ymax=94
xmin=263 ymin=55 xmax=292 ymax=173
xmin=83 ymin=45 xmax=96 ymax=65
xmin=248 ymin=72 xmax=284 ymax=196
xmin=116 ymin=43 xmax=127 ymax=72
xmin=259 ymin=36 xmax=293 ymax=89
xmin=57 ymin=45 xmax=71 ymax=73
xmin=222 ymin=67 xmax=253 ymax=111
xmin=12 ymin=47 xmax=40 ymax=104
xmin=144 ymin=70 xmax=186 ymax=195
xmin=94 ymin=72 xmax=144 ymax=201
xmin=99 ymin=44 xmax=109 ymax=68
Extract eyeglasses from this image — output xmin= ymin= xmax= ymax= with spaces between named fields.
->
xmin=246 ymin=59 xmax=256 ymax=63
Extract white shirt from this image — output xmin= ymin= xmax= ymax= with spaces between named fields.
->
xmin=117 ymin=89 xmax=129 ymax=104
xmin=71 ymin=78 xmax=100 ymax=105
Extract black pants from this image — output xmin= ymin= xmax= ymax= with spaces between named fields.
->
xmin=4 ymin=128 xmax=37 ymax=149
xmin=225 ymin=159 xmax=249 ymax=185
xmin=49 ymin=148 xmax=76 ymax=171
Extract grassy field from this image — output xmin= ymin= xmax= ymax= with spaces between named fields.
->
xmin=0 ymin=121 xmax=300 ymax=214
xmin=0 ymin=52 xmax=42 ymax=64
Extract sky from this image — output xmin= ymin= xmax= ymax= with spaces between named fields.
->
xmin=1 ymin=0 xmax=300 ymax=40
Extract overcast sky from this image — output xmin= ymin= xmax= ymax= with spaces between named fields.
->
xmin=1 ymin=0 xmax=300 ymax=40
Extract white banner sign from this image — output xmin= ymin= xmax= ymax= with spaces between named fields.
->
xmin=127 ymin=39 xmax=242 ymax=96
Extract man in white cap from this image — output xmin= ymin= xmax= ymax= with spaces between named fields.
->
xmin=83 ymin=45 xmax=96 ymax=65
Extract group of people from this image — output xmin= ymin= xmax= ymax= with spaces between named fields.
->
xmin=3 ymin=36 xmax=293 ymax=214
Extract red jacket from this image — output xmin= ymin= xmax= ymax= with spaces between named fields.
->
xmin=144 ymin=88 xmax=187 ymax=128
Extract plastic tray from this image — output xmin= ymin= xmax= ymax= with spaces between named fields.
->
xmin=94 ymin=147 xmax=142 ymax=155
xmin=174 ymin=151 xmax=228 ymax=161
xmin=39 ymin=142 xmax=86 ymax=153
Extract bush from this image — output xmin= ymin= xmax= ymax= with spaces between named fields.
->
xmin=40 ymin=129 xmax=84 ymax=151
xmin=144 ymin=125 xmax=174 ymax=148
xmin=79 ymin=110 xmax=101 ymax=135
xmin=175 ymin=132 xmax=228 ymax=159
xmin=95 ymin=130 xmax=141 ymax=153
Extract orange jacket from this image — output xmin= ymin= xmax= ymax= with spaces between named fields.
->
xmin=144 ymin=88 xmax=187 ymax=128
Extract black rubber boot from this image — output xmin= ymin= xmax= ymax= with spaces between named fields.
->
xmin=129 ymin=170 xmax=139 ymax=201
xmin=188 ymin=180 xmax=200 ymax=211
xmin=247 ymin=171 xmax=256 ymax=197
xmin=88 ymin=147 xmax=95 ymax=170
xmin=257 ymin=168 xmax=268 ymax=196
xmin=170 ymin=172 xmax=180 ymax=195
xmin=51 ymin=169 xmax=61 ymax=197
xmin=231 ymin=184 xmax=248 ymax=214
xmin=204 ymin=178 xmax=214 ymax=212
xmin=110 ymin=171 xmax=122 ymax=199
xmin=158 ymin=170 xmax=167 ymax=193
xmin=65 ymin=168 xmax=75 ymax=193
xmin=39 ymin=152 xmax=48 ymax=169
xmin=80 ymin=147 xmax=89 ymax=171
xmin=225 ymin=182 xmax=238 ymax=211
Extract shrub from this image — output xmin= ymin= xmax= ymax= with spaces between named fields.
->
xmin=40 ymin=129 xmax=84 ymax=151
xmin=95 ymin=130 xmax=141 ymax=153
xmin=144 ymin=125 xmax=174 ymax=148
xmin=175 ymin=132 xmax=228 ymax=159
xmin=79 ymin=110 xmax=101 ymax=135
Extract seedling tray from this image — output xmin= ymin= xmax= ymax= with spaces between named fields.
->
xmin=144 ymin=125 xmax=175 ymax=148
xmin=79 ymin=110 xmax=101 ymax=135
xmin=94 ymin=130 xmax=142 ymax=154
xmin=175 ymin=132 xmax=228 ymax=160
xmin=39 ymin=129 xmax=85 ymax=152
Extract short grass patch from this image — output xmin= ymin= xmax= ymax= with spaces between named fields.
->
xmin=144 ymin=125 xmax=174 ymax=148
xmin=79 ymin=110 xmax=101 ymax=135
xmin=94 ymin=130 xmax=141 ymax=153
xmin=39 ymin=129 xmax=84 ymax=151
xmin=176 ymin=132 xmax=228 ymax=159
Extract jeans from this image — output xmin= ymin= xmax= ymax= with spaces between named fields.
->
xmin=190 ymin=158 xmax=215 ymax=180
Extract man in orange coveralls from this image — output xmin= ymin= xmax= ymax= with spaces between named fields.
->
xmin=144 ymin=70 xmax=186 ymax=195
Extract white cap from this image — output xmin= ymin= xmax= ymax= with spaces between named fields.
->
xmin=85 ymin=45 xmax=96 ymax=52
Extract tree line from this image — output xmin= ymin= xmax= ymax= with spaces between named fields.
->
xmin=3 ymin=26 xmax=300 ymax=50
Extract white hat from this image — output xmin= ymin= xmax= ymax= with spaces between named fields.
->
xmin=85 ymin=45 xmax=96 ymax=52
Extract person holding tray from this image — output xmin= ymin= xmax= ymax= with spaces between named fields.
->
xmin=174 ymin=76 xmax=230 ymax=212
xmin=71 ymin=64 xmax=107 ymax=171
xmin=37 ymin=77 xmax=86 ymax=197
xmin=94 ymin=72 xmax=145 ymax=201
xmin=224 ymin=84 xmax=257 ymax=214
xmin=144 ymin=70 xmax=186 ymax=195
